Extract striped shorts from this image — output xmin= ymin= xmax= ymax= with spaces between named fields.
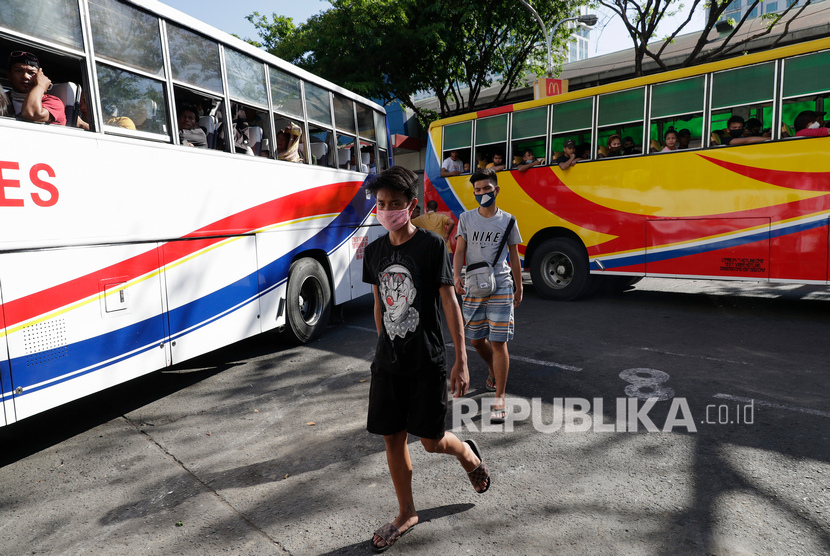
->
xmin=462 ymin=286 xmax=514 ymax=342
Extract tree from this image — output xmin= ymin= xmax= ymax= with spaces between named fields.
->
xmin=245 ymin=0 xmax=587 ymax=124
xmin=597 ymin=0 xmax=813 ymax=76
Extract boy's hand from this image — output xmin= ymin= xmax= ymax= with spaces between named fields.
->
xmin=449 ymin=359 xmax=469 ymax=398
xmin=454 ymin=275 xmax=466 ymax=296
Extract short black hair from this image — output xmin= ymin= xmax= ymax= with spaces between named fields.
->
xmin=365 ymin=166 xmax=418 ymax=202
xmin=678 ymin=128 xmax=691 ymax=137
xmin=470 ymin=168 xmax=497 ymax=188
xmin=727 ymin=115 xmax=745 ymax=127
xmin=178 ymin=102 xmax=199 ymax=119
xmin=426 ymin=200 xmax=438 ymax=211
xmin=794 ymin=110 xmax=820 ymax=132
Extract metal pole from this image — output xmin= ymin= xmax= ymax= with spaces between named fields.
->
xmin=518 ymin=0 xmax=578 ymax=78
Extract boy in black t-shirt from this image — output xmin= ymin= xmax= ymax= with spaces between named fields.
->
xmin=362 ymin=166 xmax=490 ymax=553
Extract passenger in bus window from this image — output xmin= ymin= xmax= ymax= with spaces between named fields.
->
xmin=276 ymin=122 xmax=303 ymax=162
xmin=441 ymin=150 xmax=464 ymax=177
xmin=553 ymin=140 xmax=579 ymax=170
xmin=599 ymin=134 xmax=622 ymax=158
xmin=463 ymin=162 xmax=471 ymax=173
xmin=722 ymin=115 xmax=769 ymax=146
xmin=516 ymin=149 xmax=542 ymax=171
xmin=744 ymin=118 xmax=764 ymax=137
xmin=6 ymin=51 xmax=66 ymax=126
xmin=76 ymin=94 xmax=90 ymax=130
xmin=677 ymin=128 xmax=691 ymax=149
xmin=661 ymin=129 xmax=678 ymax=152
xmin=486 ymin=152 xmax=506 ymax=172
xmin=622 ymin=136 xmax=641 ymax=155
xmin=178 ymin=104 xmax=207 ymax=148
xmin=793 ymin=110 xmax=830 ymax=137
xmin=0 ymin=90 xmax=9 ymax=117
xmin=576 ymin=142 xmax=591 ymax=161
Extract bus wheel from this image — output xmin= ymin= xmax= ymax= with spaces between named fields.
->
xmin=286 ymin=258 xmax=332 ymax=343
xmin=530 ymin=238 xmax=592 ymax=300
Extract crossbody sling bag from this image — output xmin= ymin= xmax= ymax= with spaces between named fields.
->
xmin=464 ymin=216 xmax=516 ymax=297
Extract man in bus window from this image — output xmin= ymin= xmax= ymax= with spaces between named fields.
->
xmin=677 ymin=128 xmax=692 ymax=149
xmin=178 ymin=104 xmax=207 ymax=148
xmin=441 ymin=150 xmax=464 ymax=177
xmin=553 ymin=139 xmax=579 ymax=170
xmin=722 ymin=115 xmax=768 ymax=146
xmin=6 ymin=51 xmax=66 ymax=126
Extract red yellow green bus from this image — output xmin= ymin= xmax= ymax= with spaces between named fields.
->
xmin=425 ymin=36 xmax=830 ymax=300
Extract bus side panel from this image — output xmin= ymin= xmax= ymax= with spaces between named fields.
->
xmin=0 ymin=286 xmax=10 ymax=426
xmin=646 ymin=218 xmax=770 ymax=279
xmin=162 ymin=237 xmax=260 ymax=365
xmin=0 ymin=245 xmax=169 ymax=421
xmin=769 ymin=218 xmax=830 ymax=282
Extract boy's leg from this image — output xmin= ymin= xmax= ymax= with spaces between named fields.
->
xmin=374 ymin=430 xmax=419 ymax=549
xmin=420 ymin=431 xmax=488 ymax=492
xmin=490 ymin=340 xmax=509 ymax=409
xmin=470 ymin=337 xmax=495 ymax=379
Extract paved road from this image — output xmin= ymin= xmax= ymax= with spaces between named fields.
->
xmin=0 ymin=278 xmax=828 ymax=555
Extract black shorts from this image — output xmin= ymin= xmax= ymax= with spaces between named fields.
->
xmin=367 ymin=364 xmax=448 ymax=440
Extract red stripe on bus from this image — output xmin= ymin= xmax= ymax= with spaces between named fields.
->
xmin=1 ymin=182 xmax=360 ymax=328
xmin=697 ymin=155 xmax=830 ymax=192
xmin=476 ymin=105 xmax=514 ymax=118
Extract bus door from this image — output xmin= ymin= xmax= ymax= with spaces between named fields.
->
xmin=0 ymin=245 xmax=169 ymax=422
xmin=348 ymin=221 xmax=382 ymax=299
xmin=162 ymin=236 xmax=261 ymax=365
xmin=646 ymin=218 xmax=771 ymax=279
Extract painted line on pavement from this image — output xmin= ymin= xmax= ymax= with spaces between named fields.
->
xmin=447 ymin=343 xmax=582 ymax=372
xmin=714 ymin=393 xmax=830 ymax=418
xmin=640 ymin=347 xmax=747 ymax=365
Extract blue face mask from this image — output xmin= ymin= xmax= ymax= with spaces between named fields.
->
xmin=475 ymin=191 xmax=496 ymax=207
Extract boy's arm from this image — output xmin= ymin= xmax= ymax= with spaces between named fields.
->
xmin=372 ymin=285 xmax=382 ymax=336
xmin=440 ymin=284 xmax=469 ymax=397
xmin=453 ymin=235 xmax=467 ymax=295
xmin=509 ymin=243 xmax=523 ymax=307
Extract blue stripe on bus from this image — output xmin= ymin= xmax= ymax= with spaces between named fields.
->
xmin=592 ymin=217 xmax=829 ymax=271
xmin=6 ymin=188 xmax=377 ymax=398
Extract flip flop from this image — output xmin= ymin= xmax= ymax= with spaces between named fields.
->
xmin=464 ymin=439 xmax=491 ymax=494
xmin=370 ymin=522 xmax=413 ymax=553
xmin=490 ymin=407 xmax=507 ymax=424
xmin=484 ymin=375 xmax=496 ymax=392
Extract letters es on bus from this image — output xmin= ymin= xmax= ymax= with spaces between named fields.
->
xmin=0 ymin=161 xmax=59 ymax=207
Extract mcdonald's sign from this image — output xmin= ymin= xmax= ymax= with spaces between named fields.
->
xmin=533 ymin=78 xmax=569 ymax=100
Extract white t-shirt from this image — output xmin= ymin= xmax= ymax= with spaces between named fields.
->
xmin=442 ymin=156 xmax=464 ymax=173
xmin=457 ymin=207 xmax=522 ymax=289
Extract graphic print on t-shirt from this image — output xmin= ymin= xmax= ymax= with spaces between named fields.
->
xmin=379 ymin=263 xmax=419 ymax=339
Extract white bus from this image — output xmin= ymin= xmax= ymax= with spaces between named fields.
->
xmin=0 ymin=0 xmax=390 ymax=426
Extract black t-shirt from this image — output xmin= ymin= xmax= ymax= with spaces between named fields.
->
xmin=554 ymin=154 xmax=570 ymax=165
xmin=362 ymin=228 xmax=453 ymax=376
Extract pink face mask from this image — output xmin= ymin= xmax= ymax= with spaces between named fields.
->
xmin=376 ymin=203 xmax=412 ymax=232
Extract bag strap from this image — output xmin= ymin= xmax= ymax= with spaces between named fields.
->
xmin=492 ymin=216 xmax=516 ymax=266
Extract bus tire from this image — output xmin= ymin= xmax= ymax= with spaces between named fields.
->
xmin=530 ymin=238 xmax=592 ymax=301
xmin=285 ymin=258 xmax=332 ymax=343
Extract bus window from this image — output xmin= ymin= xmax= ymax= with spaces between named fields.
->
xmin=89 ymin=0 xmax=164 ymax=76
xmin=97 ymin=64 xmax=168 ymax=137
xmin=650 ymin=75 xmax=705 ymax=151
xmin=551 ymin=99 xmax=591 ymax=161
xmin=172 ymin=86 xmax=222 ymax=149
xmin=474 ymin=114 xmax=508 ymax=171
xmin=375 ymin=111 xmax=390 ymax=171
xmin=710 ymin=62 xmax=774 ymax=146
xmin=357 ymin=104 xmax=376 ymax=141
xmin=270 ymin=68 xmax=303 ymax=119
xmin=442 ymin=121 xmax=472 ymax=174
xmin=305 ymin=81 xmax=333 ymax=127
xmin=0 ymin=0 xmax=83 ymax=50
xmin=781 ymin=49 xmax=830 ymax=137
xmin=224 ymin=50 xmax=268 ymax=156
xmin=334 ymin=94 xmax=360 ymax=170
xmin=337 ymin=134 xmax=361 ymax=171
xmin=273 ymin=115 xmax=305 ymax=162
xmin=309 ymin=124 xmax=336 ymax=167
xmin=167 ymin=24 xmax=223 ymax=95
xmin=597 ymin=88 xmax=644 ymax=157
xmin=334 ymin=94 xmax=356 ymax=135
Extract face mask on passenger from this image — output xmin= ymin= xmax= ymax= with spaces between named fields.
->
xmin=808 ymin=121 xmax=821 ymax=129
xmin=475 ymin=190 xmax=496 ymax=207
xmin=376 ymin=202 xmax=412 ymax=232
xmin=729 ymin=128 xmax=744 ymax=138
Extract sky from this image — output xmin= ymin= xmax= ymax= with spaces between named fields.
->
xmin=160 ymin=0 xmax=707 ymax=59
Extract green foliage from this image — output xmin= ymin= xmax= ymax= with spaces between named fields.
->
xmin=246 ymin=0 xmax=587 ymax=124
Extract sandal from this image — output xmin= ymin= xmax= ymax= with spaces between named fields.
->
xmin=464 ymin=439 xmax=490 ymax=494
xmin=370 ymin=522 xmax=413 ymax=553
xmin=490 ymin=407 xmax=507 ymax=424
xmin=484 ymin=375 xmax=497 ymax=392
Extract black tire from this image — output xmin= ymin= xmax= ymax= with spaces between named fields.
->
xmin=285 ymin=258 xmax=332 ymax=343
xmin=529 ymin=238 xmax=592 ymax=300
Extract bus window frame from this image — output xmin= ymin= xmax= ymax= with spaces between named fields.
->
xmin=596 ymin=87 xmax=646 ymax=159
xmin=474 ymin=113 xmax=509 ymax=171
